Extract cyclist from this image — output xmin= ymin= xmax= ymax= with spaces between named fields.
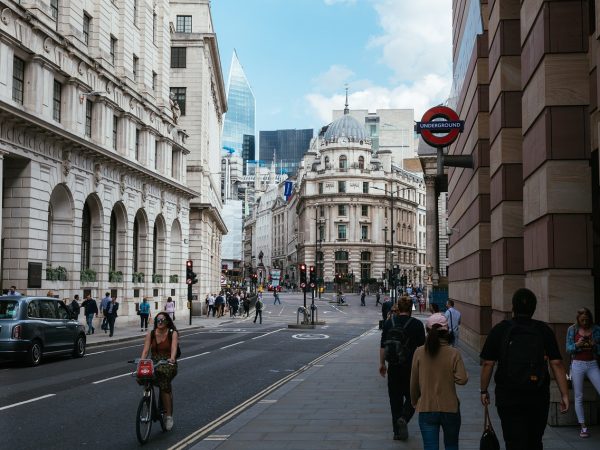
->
xmin=140 ymin=312 xmax=179 ymax=431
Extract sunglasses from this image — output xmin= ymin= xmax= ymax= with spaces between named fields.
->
xmin=156 ymin=318 xmax=167 ymax=324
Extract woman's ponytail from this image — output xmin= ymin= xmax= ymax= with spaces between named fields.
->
xmin=425 ymin=324 xmax=449 ymax=357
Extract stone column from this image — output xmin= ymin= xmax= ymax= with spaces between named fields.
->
xmin=424 ymin=175 xmax=438 ymax=274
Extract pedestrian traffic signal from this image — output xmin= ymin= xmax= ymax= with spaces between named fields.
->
xmin=299 ymin=263 xmax=307 ymax=284
xmin=186 ymin=260 xmax=198 ymax=285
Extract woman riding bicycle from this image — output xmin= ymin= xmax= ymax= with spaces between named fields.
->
xmin=140 ymin=312 xmax=179 ymax=431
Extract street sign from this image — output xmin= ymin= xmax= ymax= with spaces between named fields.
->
xmin=415 ymin=105 xmax=464 ymax=147
xmin=300 ymin=282 xmax=306 ymax=289
xmin=310 ymin=282 xmax=315 ymax=288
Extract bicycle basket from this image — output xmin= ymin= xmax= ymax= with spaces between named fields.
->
xmin=136 ymin=359 xmax=154 ymax=381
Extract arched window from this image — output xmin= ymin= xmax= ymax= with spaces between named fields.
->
xmin=334 ymin=250 xmax=348 ymax=277
xmin=339 ymin=155 xmax=347 ymax=169
xmin=81 ymin=202 xmax=91 ymax=270
xmin=109 ymin=210 xmax=117 ymax=272
xmin=358 ymin=156 xmax=365 ymax=169
xmin=360 ymin=251 xmax=371 ymax=281
xmin=47 ymin=205 xmax=53 ymax=265
xmin=133 ymin=219 xmax=139 ymax=273
xmin=324 ymin=156 xmax=330 ymax=167
xmin=153 ymin=221 xmax=158 ymax=275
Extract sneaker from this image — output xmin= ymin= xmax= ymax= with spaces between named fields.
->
xmin=396 ymin=418 xmax=409 ymax=441
xmin=580 ymin=427 xmax=590 ymax=438
xmin=165 ymin=416 xmax=174 ymax=431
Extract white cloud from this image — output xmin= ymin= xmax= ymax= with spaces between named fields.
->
xmin=307 ymin=0 xmax=452 ymax=124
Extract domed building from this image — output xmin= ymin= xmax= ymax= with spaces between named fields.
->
xmin=295 ymin=101 xmax=425 ymax=293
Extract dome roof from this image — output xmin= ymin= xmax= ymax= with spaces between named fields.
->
xmin=323 ymin=112 xmax=367 ymax=142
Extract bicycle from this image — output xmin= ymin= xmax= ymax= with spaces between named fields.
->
xmin=129 ymin=358 xmax=173 ymax=444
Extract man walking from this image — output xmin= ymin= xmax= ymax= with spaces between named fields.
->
xmin=106 ymin=296 xmax=119 ymax=337
xmin=273 ymin=290 xmax=281 ymax=305
xmin=379 ymin=296 xmax=426 ymax=441
xmin=207 ymin=293 xmax=215 ymax=317
xmin=254 ymin=295 xmax=264 ymax=324
xmin=375 ymin=289 xmax=381 ymax=306
xmin=444 ymin=299 xmax=461 ymax=347
xmin=70 ymin=295 xmax=81 ymax=321
xmin=243 ymin=295 xmax=250 ymax=317
xmin=100 ymin=292 xmax=111 ymax=333
xmin=480 ymin=288 xmax=570 ymax=450
xmin=81 ymin=294 xmax=98 ymax=335
xmin=360 ymin=289 xmax=366 ymax=306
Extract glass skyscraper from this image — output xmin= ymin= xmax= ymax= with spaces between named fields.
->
xmin=259 ymin=129 xmax=313 ymax=176
xmin=222 ymin=51 xmax=255 ymax=174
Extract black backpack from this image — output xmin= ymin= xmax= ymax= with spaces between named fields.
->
xmin=500 ymin=320 xmax=547 ymax=392
xmin=383 ymin=316 xmax=414 ymax=366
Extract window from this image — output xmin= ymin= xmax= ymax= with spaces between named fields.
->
xmin=12 ymin=56 xmax=24 ymax=104
xmin=171 ymin=47 xmax=186 ymax=68
xmin=358 ymin=156 xmax=364 ymax=169
xmin=339 ymin=155 xmax=347 ymax=169
xmin=153 ymin=12 xmax=157 ymax=44
xmin=338 ymin=204 xmax=346 ymax=216
xmin=318 ymin=182 xmax=323 ymax=194
xmin=83 ymin=13 xmax=90 ymax=45
xmin=338 ymin=181 xmax=346 ymax=193
xmin=110 ymin=37 xmax=117 ymax=65
xmin=152 ymin=222 xmax=158 ymax=275
xmin=360 ymin=251 xmax=371 ymax=281
xmin=337 ymin=224 xmax=347 ymax=240
xmin=320 ymin=205 xmax=325 ymax=217
xmin=334 ymin=250 xmax=348 ymax=276
xmin=112 ymin=115 xmax=118 ymax=150
xmin=361 ymin=225 xmax=369 ymax=240
xmin=170 ymin=87 xmax=186 ymax=115
xmin=318 ymin=224 xmax=325 ymax=241
xmin=133 ymin=0 xmax=138 ymax=25
xmin=152 ymin=71 xmax=157 ymax=91
xmin=363 ymin=182 xmax=369 ymax=194
xmin=176 ymin=15 xmax=192 ymax=33
xmin=109 ymin=210 xmax=117 ymax=271
xmin=51 ymin=0 xmax=58 ymax=20
xmin=135 ymin=129 xmax=140 ymax=160
xmin=133 ymin=219 xmax=139 ymax=273
xmin=361 ymin=205 xmax=368 ymax=216
xmin=53 ymin=80 xmax=61 ymax=122
xmin=40 ymin=300 xmax=57 ymax=319
xmin=85 ymin=100 xmax=92 ymax=137
xmin=324 ymin=156 xmax=330 ymax=167
xmin=154 ymin=140 xmax=159 ymax=170
xmin=81 ymin=202 xmax=91 ymax=270
xmin=133 ymin=55 xmax=139 ymax=82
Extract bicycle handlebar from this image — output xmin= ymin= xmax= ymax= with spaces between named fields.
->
xmin=128 ymin=358 xmax=174 ymax=366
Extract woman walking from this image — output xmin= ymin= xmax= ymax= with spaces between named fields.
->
xmin=139 ymin=297 xmax=151 ymax=332
xmin=566 ymin=307 xmax=600 ymax=438
xmin=164 ymin=296 xmax=176 ymax=321
xmin=411 ymin=313 xmax=468 ymax=450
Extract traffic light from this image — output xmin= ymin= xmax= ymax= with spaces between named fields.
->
xmin=252 ymin=273 xmax=258 ymax=283
xmin=309 ymin=266 xmax=315 ymax=284
xmin=186 ymin=260 xmax=198 ymax=285
xmin=299 ymin=263 xmax=307 ymax=285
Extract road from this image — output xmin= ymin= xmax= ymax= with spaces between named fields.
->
xmin=0 ymin=291 xmax=383 ymax=449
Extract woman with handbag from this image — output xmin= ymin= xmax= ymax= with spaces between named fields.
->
xmin=410 ymin=313 xmax=468 ymax=450
xmin=566 ymin=307 xmax=600 ymax=438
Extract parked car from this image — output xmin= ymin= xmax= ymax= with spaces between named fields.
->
xmin=0 ymin=296 xmax=86 ymax=366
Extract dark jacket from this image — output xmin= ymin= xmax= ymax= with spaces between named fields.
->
xmin=106 ymin=301 xmax=119 ymax=317
xmin=382 ymin=300 xmax=392 ymax=320
xmin=81 ymin=298 xmax=98 ymax=315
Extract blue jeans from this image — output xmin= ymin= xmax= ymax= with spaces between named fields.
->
xmin=86 ymin=313 xmax=95 ymax=333
xmin=419 ymin=411 xmax=461 ymax=450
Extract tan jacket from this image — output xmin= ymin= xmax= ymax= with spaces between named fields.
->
xmin=410 ymin=342 xmax=468 ymax=413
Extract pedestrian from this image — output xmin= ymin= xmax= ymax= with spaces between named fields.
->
xmin=208 ymin=293 xmax=215 ymax=317
xmin=360 ymin=289 xmax=366 ymax=306
xmin=419 ymin=295 xmax=426 ymax=314
xmin=100 ymin=292 xmax=111 ymax=333
xmin=379 ymin=296 xmax=426 ymax=441
xmin=215 ymin=292 xmax=225 ymax=317
xmin=106 ymin=296 xmax=119 ymax=337
xmin=429 ymin=302 xmax=439 ymax=314
xmin=139 ymin=297 xmax=151 ymax=332
xmin=243 ymin=295 xmax=250 ymax=317
xmin=70 ymin=294 xmax=81 ymax=321
xmin=232 ymin=292 xmax=240 ymax=317
xmin=410 ymin=313 xmax=468 ymax=450
xmin=382 ymin=296 xmax=393 ymax=321
xmin=46 ymin=290 xmax=54 ymax=297
xmin=254 ymin=295 xmax=264 ymax=324
xmin=375 ymin=289 xmax=381 ymax=306
xmin=8 ymin=285 xmax=21 ymax=296
xmin=81 ymin=294 xmax=98 ymax=335
xmin=164 ymin=296 xmax=176 ymax=321
xmin=566 ymin=307 xmax=600 ymax=439
xmin=273 ymin=290 xmax=281 ymax=305
xmin=480 ymin=288 xmax=569 ymax=450
xmin=444 ymin=300 xmax=461 ymax=347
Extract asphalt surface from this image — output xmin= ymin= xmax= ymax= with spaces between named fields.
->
xmin=0 ymin=291 xmax=382 ymax=449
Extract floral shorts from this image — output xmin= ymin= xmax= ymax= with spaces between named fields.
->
xmin=153 ymin=356 xmax=177 ymax=393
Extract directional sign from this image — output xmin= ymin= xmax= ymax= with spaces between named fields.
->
xmin=415 ymin=105 xmax=464 ymax=147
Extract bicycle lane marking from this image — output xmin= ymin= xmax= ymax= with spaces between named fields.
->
xmin=0 ymin=394 xmax=56 ymax=411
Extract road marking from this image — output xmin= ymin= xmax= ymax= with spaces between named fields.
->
xmin=93 ymin=372 xmax=132 ymax=384
xmin=167 ymin=328 xmax=374 ymax=450
xmin=178 ymin=351 xmax=210 ymax=361
xmin=86 ymin=350 xmax=107 ymax=355
xmin=292 ymin=333 xmax=329 ymax=340
xmin=277 ymin=305 xmax=285 ymax=316
xmin=0 ymin=394 xmax=56 ymax=412
xmin=221 ymin=341 xmax=244 ymax=349
xmin=204 ymin=435 xmax=229 ymax=441
xmin=251 ymin=328 xmax=285 ymax=340
xmin=329 ymin=304 xmax=347 ymax=315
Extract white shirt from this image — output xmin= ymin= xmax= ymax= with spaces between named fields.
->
xmin=445 ymin=307 xmax=461 ymax=333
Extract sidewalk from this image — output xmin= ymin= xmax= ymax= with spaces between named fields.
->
xmin=189 ymin=328 xmax=600 ymax=450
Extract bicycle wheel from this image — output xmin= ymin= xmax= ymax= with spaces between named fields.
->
xmin=136 ymin=392 xmax=153 ymax=444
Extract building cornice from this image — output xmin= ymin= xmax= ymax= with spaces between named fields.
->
xmin=190 ymin=202 xmax=228 ymax=234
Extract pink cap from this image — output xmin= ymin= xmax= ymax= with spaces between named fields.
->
xmin=426 ymin=312 xmax=448 ymax=330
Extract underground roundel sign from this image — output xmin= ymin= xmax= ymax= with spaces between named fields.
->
xmin=415 ymin=106 xmax=464 ymax=147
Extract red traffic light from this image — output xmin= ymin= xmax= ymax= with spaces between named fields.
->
xmin=299 ymin=263 xmax=306 ymax=271
xmin=186 ymin=260 xmax=193 ymax=268
xmin=309 ymin=266 xmax=314 ymax=272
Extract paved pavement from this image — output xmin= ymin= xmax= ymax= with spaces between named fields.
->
xmin=79 ymin=303 xmax=600 ymax=449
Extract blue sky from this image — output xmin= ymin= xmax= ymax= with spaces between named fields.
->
xmin=211 ymin=0 xmax=452 ymax=133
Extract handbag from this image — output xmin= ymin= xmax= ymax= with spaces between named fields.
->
xmin=480 ymin=404 xmax=500 ymax=450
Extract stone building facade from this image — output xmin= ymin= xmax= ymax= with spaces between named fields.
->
xmin=0 ymin=0 xmax=196 ymax=316
xmin=448 ymin=0 xmax=596 ymax=351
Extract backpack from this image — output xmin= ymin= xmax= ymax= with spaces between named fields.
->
xmin=500 ymin=320 xmax=547 ymax=392
xmin=256 ymin=299 xmax=263 ymax=310
xmin=383 ymin=316 xmax=414 ymax=366
xmin=151 ymin=329 xmax=182 ymax=359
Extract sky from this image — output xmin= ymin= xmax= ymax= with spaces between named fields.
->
xmin=211 ymin=0 xmax=452 ymax=134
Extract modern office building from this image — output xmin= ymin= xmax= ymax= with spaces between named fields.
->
xmin=222 ymin=50 xmax=255 ymax=173
xmin=0 ymin=0 xmax=195 ymax=316
xmin=259 ymin=129 xmax=314 ymax=176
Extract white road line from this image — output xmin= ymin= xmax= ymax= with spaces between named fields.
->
xmin=221 ymin=341 xmax=244 ymax=349
xmin=86 ymin=350 xmax=107 ymax=355
xmin=277 ymin=305 xmax=285 ymax=316
xmin=0 ymin=394 xmax=56 ymax=411
xmin=329 ymin=304 xmax=347 ymax=315
xmin=178 ymin=351 xmax=210 ymax=361
xmin=92 ymin=372 xmax=131 ymax=384
xmin=251 ymin=328 xmax=285 ymax=340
